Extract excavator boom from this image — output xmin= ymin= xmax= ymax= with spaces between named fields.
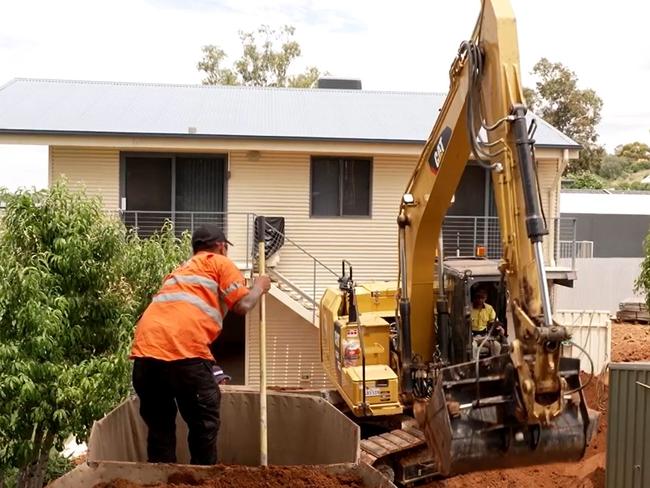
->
xmin=396 ymin=0 xmax=590 ymax=475
xmin=319 ymin=0 xmax=592 ymax=481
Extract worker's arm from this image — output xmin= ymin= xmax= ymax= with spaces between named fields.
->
xmin=231 ymin=276 xmax=271 ymax=315
xmin=488 ymin=304 xmax=496 ymax=322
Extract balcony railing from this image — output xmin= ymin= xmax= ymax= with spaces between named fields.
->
xmin=118 ymin=211 xmax=583 ymax=322
xmin=120 ymin=210 xmax=339 ymax=324
xmin=121 ymin=210 xmax=256 ymax=270
xmin=441 ymin=216 xmax=581 ymax=268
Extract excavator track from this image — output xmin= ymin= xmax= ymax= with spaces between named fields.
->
xmin=359 ymin=419 xmax=439 ymax=485
xmin=359 ymin=425 xmax=425 ymax=464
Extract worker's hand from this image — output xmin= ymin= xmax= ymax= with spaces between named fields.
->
xmin=253 ymin=275 xmax=272 ymax=293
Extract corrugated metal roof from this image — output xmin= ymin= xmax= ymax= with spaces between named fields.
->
xmin=561 ymin=190 xmax=650 ymax=215
xmin=0 ymin=78 xmax=579 ymax=147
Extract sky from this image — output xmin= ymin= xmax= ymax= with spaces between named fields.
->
xmin=0 ymin=0 xmax=648 ymax=191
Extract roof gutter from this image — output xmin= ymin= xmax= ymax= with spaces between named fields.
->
xmin=0 ymin=128 xmax=582 ymax=150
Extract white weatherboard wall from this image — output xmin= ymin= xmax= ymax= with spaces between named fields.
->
xmin=246 ymin=294 xmax=330 ymax=389
xmin=228 ymin=150 xmax=416 ymax=296
xmin=538 ymin=158 xmax=561 ymax=264
xmin=555 ymin=310 xmax=611 ymax=375
xmin=49 ymin=146 xmax=119 ymax=210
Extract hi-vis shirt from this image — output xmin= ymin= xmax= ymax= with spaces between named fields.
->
xmin=471 ymin=303 xmax=496 ymax=333
xmin=131 ymin=251 xmax=249 ymax=361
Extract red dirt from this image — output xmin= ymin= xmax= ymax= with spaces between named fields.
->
xmin=424 ymin=322 xmax=650 ymax=488
xmin=93 ymin=465 xmax=366 ymax=488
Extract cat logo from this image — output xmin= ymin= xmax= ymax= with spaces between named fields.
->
xmin=428 ymin=126 xmax=452 ymax=174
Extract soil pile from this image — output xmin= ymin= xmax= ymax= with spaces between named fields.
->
xmin=93 ymin=465 xmax=365 ymax=488
xmin=424 ymin=322 xmax=650 ymax=488
xmin=611 ymin=322 xmax=650 ymax=362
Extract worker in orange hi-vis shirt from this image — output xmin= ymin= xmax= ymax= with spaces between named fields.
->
xmin=131 ymin=224 xmax=271 ymax=465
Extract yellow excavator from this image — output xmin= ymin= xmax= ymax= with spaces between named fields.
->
xmin=319 ymin=0 xmax=594 ymax=484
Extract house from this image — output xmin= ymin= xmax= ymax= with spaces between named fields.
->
xmin=560 ymin=189 xmax=650 ymax=258
xmin=556 ymin=189 xmax=650 ymax=313
xmin=0 ymin=77 xmax=580 ymax=387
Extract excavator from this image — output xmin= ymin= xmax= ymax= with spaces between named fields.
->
xmin=319 ymin=0 xmax=594 ymax=484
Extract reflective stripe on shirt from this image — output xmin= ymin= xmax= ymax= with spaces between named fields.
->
xmin=152 ymin=291 xmax=223 ymax=325
xmin=222 ymin=282 xmax=243 ymax=296
xmin=163 ymin=275 xmax=219 ymax=295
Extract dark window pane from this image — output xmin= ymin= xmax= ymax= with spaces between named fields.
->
xmin=124 ymin=156 xmax=172 ymax=236
xmin=175 ymin=157 xmax=225 ymax=212
xmin=341 ymin=159 xmax=371 ymax=216
xmin=311 ymin=158 xmax=340 ymax=216
xmin=125 ymin=157 xmax=172 ymax=211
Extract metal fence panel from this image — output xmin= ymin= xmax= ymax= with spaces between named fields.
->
xmin=555 ymin=310 xmax=611 ymax=375
xmin=607 ymin=362 xmax=650 ymax=488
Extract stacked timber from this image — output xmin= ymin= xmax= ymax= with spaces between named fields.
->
xmin=616 ymin=297 xmax=649 ymax=324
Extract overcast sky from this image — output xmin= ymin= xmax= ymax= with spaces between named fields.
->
xmin=1 ymin=0 xmax=648 ymax=190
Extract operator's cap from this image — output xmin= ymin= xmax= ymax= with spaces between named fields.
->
xmin=212 ymin=365 xmax=232 ymax=383
xmin=192 ymin=224 xmax=233 ymax=248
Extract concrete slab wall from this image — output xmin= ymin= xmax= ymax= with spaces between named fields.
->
xmin=556 ymin=258 xmax=644 ymax=314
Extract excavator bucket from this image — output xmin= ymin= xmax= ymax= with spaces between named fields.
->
xmin=420 ymin=355 xmax=592 ymax=476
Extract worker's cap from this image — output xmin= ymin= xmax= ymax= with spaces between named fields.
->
xmin=212 ymin=365 xmax=231 ymax=384
xmin=192 ymin=224 xmax=233 ymax=249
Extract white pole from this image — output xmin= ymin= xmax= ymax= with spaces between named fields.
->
xmin=257 ymin=219 xmax=268 ymax=466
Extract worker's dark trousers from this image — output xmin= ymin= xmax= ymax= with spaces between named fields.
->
xmin=132 ymin=357 xmax=221 ymax=465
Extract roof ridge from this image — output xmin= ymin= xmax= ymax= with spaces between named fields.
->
xmin=0 ymin=78 xmax=19 ymax=92
xmin=6 ymin=77 xmax=446 ymax=97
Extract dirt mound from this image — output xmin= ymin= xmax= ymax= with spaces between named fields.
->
xmin=93 ymin=465 xmax=365 ymax=488
xmin=611 ymin=322 xmax=650 ymax=362
xmin=424 ymin=322 xmax=650 ymax=488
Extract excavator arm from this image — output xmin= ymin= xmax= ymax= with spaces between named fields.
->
xmin=397 ymin=0 xmax=589 ymax=475
xmin=318 ymin=0 xmax=591 ymax=480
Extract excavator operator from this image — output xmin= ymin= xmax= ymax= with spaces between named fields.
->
xmin=470 ymin=285 xmax=504 ymax=358
xmin=130 ymin=224 xmax=271 ymax=466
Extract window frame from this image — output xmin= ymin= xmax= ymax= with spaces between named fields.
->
xmin=309 ymin=156 xmax=373 ymax=219
xmin=119 ymin=151 xmax=228 ymax=214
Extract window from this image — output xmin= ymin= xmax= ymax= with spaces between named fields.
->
xmin=310 ymin=157 xmax=371 ymax=217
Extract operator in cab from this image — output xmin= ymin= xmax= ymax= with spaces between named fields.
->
xmin=130 ymin=224 xmax=271 ymax=466
xmin=470 ymin=286 xmax=504 ymax=358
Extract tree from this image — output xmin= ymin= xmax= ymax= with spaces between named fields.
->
xmin=0 ymin=183 xmax=190 ymax=488
xmin=562 ymin=171 xmax=605 ymax=190
xmin=637 ymin=230 xmax=650 ymax=312
xmin=525 ymin=58 xmax=604 ymax=173
xmin=198 ymin=25 xmax=324 ymax=88
xmin=615 ymin=142 xmax=650 ymax=162
xmin=596 ymin=154 xmax=631 ymax=180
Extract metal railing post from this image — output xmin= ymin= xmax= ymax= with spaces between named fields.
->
xmin=313 ymin=260 xmax=317 ymax=324
xmin=190 ymin=213 xmax=194 ymax=233
xmin=472 ymin=217 xmax=477 ymax=256
xmin=572 ymin=218 xmax=577 ymax=270
xmin=246 ymin=214 xmax=252 ymax=272
xmin=134 ymin=211 xmax=138 ymax=231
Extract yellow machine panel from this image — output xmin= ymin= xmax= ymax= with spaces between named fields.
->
xmin=342 ymin=365 xmax=401 ymax=416
xmin=354 ymin=282 xmax=397 ymax=316
xmin=320 ymin=285 xmax=402 ymax=416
